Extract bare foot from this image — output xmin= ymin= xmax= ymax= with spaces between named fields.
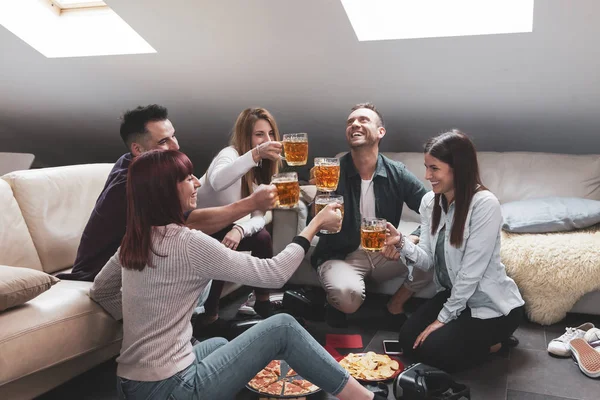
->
xmin=387 ymin=302 xmax=405 ymax=315
xmin=387 ymin=286 xmax=414 ymax=315
xmin=198 ymin=314 xmax=218 ymax=326
xmin=489 ymin=343 xmax=502 ymax=353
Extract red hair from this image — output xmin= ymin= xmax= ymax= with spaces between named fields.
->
xmin=119 ymin=150 xmax=194 ymax=270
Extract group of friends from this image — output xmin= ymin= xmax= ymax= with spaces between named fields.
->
xmin=58 ymin=102 xmax=525 ymax=399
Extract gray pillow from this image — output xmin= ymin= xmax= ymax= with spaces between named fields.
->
xmin=502 ymin=197 xmax=600 ymax=233
xmin=501 ymin=197 xmax=600 ymax=233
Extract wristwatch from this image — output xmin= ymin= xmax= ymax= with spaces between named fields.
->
xmin=396 ymin=235 xmax=406 ymax=250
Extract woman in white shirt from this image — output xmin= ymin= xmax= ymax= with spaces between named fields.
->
xmin=195 ymin=108 xmax=284 ymax=333
xmin=383 ymin=130 xmax=524 ymax=372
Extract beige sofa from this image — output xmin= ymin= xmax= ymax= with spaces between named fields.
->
xmin=0 ymin=163 xmax=241 ymax=399
xmin=272 ymin=151 xmax=600 ymax=322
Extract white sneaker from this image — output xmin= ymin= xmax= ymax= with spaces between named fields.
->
xmin=547 ymin=322 xmax=595 ymax=357
xmin=569 ymin=338 xmax=600 ymax=378
xmin=584 ymin=328 xmax=600 ymax=347
xmin=238 ymin=293 xmax=257 ymax=316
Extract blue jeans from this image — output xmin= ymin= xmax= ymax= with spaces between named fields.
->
xmin=117 ymin=314 xmax=349 ymax=400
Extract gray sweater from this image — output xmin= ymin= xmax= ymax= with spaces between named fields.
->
xmin=89 ymin=224 xmax=305 ymax=381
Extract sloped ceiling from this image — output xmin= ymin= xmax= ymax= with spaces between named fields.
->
xmin=0 ymin=0 xmax=599 ymax=174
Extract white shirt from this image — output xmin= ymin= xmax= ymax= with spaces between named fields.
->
xmin=360 ymin=178 xmax=376 ymax=219
xmin=196 ymin=146 xmax=265 ymax=237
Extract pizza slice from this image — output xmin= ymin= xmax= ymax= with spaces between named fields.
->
xmin=258 ymin=380 xmax=284 ymax=396
xmin=290 ymin=379 xmax=319 ymax=392
xmin=248 ymin=371 xmax=278 ymax=391
xmin=285 ymin=367 xmax=297 ymax=377
xmin=264 ymin=360 xmax=281 ymax=376
xmin=283 ymin=381 xmax=310 ymax=396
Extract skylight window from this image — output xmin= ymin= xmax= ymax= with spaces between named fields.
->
xmin=48 ymin=1 xmax=109 ymax=15
xmin=340 ymin=0 xmax=534 ymax=42
xmin=0 ymin=0 xmax=156 ymax=58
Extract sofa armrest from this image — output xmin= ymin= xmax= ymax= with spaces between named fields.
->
xmin=300 ymin=185 xmax=317 ymax=203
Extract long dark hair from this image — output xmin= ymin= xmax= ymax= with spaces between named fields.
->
xmin=424 ymin=130 xmax=485 ymax=247
xmin=230 ymin=107 xmax=281 ymax=198
xmin=119 ymin=150 xmax=194 ymax=270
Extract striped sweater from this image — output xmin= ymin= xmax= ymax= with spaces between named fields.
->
xmin=89 ymin=223 xmax=305 ymax=381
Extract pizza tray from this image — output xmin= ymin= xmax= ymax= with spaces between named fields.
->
xmin=245 ymin=360 xmax=321 ymax=398
xmin=336 ymin=353 xmax=404 ymax=382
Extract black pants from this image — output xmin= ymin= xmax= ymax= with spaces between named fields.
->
xmin=204 ymin=226 xmax=273 ymax=317
xmin=399 ymin=290 xmax=524 ymax=372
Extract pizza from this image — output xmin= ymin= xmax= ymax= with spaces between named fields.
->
xmin=291 ymin=379 xmax=319 ymax=392
xmin=258 ymin=380 xmax=284 ymax=395
xmin=283 ymin=381 xmax=311 ymax=396
xmin=248 ymin=371 xmax=278 ymax=391
xmin=264 ymin=360 xmax=281 ymax=376
xmin=247 ymin=360 xmax=321 ymax=396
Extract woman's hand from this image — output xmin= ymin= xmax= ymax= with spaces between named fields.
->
xmin=384 ymin=222 xmax=402 ymax=247
xmin=222 ymin=227 xmax=243 ymax=250
xmin=315 ymin=203 xmax=343 ymax=232
xmin=254 ymin=142 xmax=283 ymax=162
xmin=413 ymin=320 xmax=445 ymax=349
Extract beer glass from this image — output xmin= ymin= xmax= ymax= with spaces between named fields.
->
xmin=314 ymin=157 xmax=340 ymax=192
xmin=361 ymin=218 xmax=387 ymax=251
xmin=315 ymin=195 xmax=344 ymax=234
xmin=281 ymin=133 xmax=308 ymax=166
xmin=272 ymin=172 xmax=300 ymax=208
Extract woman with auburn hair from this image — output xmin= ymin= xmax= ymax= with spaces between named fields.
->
xmin=90 ymin=150 xmax=383 ymax=400
xmin=382 ymin=130 xmax=525 ymax=372
xmin=194 ymin=108 xmax=283 ymax=335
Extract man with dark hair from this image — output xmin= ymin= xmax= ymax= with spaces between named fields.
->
xmin=58 ymin=104 xmax=277 ymax=282
xmin=311 ymin=102 xmax=432 ymax=327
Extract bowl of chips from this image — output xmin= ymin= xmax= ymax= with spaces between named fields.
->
xmin=337 ymin=352 xmax=403 ymax=382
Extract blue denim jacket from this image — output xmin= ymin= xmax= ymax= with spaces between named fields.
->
xmin=402 ymin=191 xmax=524 ymax=323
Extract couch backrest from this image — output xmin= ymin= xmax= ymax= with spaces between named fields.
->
xmin=336 ymin=151 xmax=600 ymax=223
xmin=1 ymin=164 xmax=113 ymax=274
xmin=0 ymin=179 xmax=43 ymax=271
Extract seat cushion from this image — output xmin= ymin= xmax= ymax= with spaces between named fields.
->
xmin=2 ymin=164 xmax=113 ymax=274
xmin=0 ymin=179 xmax=42 ymax=271
xmin=0 ymin=280 xmax=122 ymax=385
xmin=502 ymin=197 xmax=600 ymax=233
xmin=0 ymin=265 xmax=59 ymax=312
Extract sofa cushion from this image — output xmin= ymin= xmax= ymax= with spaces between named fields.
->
xmin=502 ymin=197 xmax=600 ymax=233
xmin=0 ymin=179 xmax=43 ymax=271
xmin=0 ymin=265 xmax=59 ymax=312
xmin=0 ymin=280 xmax=123 ymax=386
xmin=2 ymin=164 xmax=113 ymax=274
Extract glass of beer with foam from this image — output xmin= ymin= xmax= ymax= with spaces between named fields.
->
xmin=272 ymin=172 xmax=300 ymax=208
xmin=314 ymin=157 xmax=340 ymax=192
xmin=282 ymin=133 xmax=308 ymax=166
xmin=361 ymin=218 xmax=387 ymax=251
xmin=315 ymin=195 xmax=344 ymax=234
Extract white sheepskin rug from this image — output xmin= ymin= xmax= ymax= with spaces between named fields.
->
xmin=500 ymin=225 xmax=600 ymax=325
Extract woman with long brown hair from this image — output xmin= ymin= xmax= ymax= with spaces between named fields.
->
xmin=195 ymin=107 xmax=283 ymax=332
xmin=89 ymin=149 xmax=385 ymax=400
xmin=382 ymin=130 xmax=524 ymax=372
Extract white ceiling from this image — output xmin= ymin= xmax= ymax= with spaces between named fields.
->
xmin=1 ymin=0 xmax=599 ymax=172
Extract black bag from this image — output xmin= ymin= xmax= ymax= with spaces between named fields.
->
xmin=393 ymin=363 xmax=470 ymax=400
xmin=282 ymin=288 xmax=325 ymax=319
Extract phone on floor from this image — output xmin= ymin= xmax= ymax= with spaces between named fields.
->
xmin=382 ymin=340 xmax=403 ymax=355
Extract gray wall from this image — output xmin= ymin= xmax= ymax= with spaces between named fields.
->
xmin=0 ymin=0 xmax=598 ymax=173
